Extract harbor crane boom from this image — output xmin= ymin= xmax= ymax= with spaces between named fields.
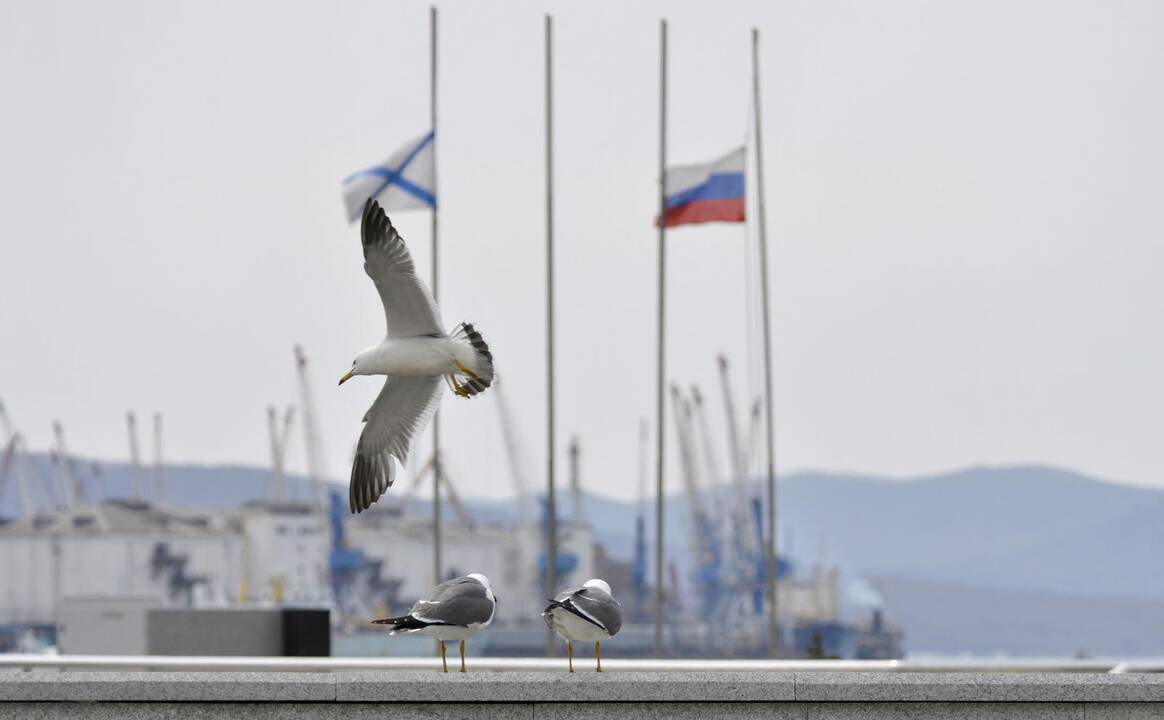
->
xmin=0 ymin=436 xmax=18 ymax=512
xmin=690 ymin=385 xmax=728 ymax=534
xmin=52 ymin=420 xmax=76 ymax=510
xmin=568 ymin=436 xmax=583 ymax=525
xmin=632 ymin=417 xmax=649 ymax=617
xmin=0 ymin=435 xmax=35 ymax=519
xmin=0 ymin=402 xmax=35 ymax=517
xmin=266 ymin=405 xmax=296 ymax=502
xmin=294 ymin=345 xmax=327 ymax=512
xmin=153 ymin=412 xmax=164 ymax=504
xmin=126 ymin=411 xmax=143 ymax=501
xmin=492 ymin=378 xmax=540 ymax=619
xmin=492 ymin=378 xmax=536 ymax=528
xmin=392 ymin=454 xmax=472 ymax=528
xmin=670 ymin=384 xmax=723 ymax=620
xmin=716 ymin=356 xmax=757 ymax=558
xmin=0 ymin=400 xmax=13 ymax=442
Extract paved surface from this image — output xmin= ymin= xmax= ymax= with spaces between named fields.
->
xmin=2 ymin=671 xmax=1162 ymax=719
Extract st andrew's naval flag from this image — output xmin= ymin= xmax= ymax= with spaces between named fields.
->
xmin=659 ymin=146 xmax=745 ymax=227
xmin=343 ymin=131 xmax=435 ymax=222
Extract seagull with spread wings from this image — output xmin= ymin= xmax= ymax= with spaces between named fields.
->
xmin=338 ymin=198 xmax=495 ymax=514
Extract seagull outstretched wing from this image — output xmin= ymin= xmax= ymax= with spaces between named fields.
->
xmin=349 ymin=375 xmax=443 ymax=513
xmin=361 ymin=199 xmax=444 ymax=338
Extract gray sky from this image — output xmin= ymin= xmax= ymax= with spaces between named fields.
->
xmin=2 ymin=0 xmax=1162 ymax=502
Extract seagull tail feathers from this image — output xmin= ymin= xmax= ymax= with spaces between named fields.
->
xmin=372 ymin=614 xmax=428 ymax=635
xmin=447 ymin=322 xmax=495 ymax=398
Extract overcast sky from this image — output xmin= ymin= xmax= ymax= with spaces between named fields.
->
xmin=2 ymin=0 xmax=1162 ymax=503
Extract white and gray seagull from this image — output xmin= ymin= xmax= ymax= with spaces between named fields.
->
xmin=373 ymin=573 xmax=498 ymax=672
xmin=542 ymin=578 xmax=623 ymax=672
xmin=339 ymin=198 xmax=495 ymax=514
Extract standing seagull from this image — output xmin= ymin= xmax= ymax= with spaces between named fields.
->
xmin=339 ymin=199 xmax=495 ymax=514
xmin=373 ymin=573 xmax=498 ymax=672
xmin=543 ymin=578 xmax=623 ymax=672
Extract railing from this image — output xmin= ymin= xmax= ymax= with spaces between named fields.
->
xmin=1 ymin=654 xmax=1162 ymax=673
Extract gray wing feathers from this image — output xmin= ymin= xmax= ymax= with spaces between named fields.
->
xmin=411 ymin=578 xmax=494 ymax=626
xmin=545 ymin=586 xmax=623 ymax=636
xmin=361 ymin=199 xmax=443 ymax=338
xmin=349 ymin=375 xmax=443 ymax=513
xmin=570 ymin=588 xmax=623 ymax=636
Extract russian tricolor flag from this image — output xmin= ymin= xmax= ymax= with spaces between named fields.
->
xmin=659 ymin=146 xmax=746 ymax=227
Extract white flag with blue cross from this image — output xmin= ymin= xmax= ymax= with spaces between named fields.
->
xmin=343 ymin=131 xmax=435 ymax=222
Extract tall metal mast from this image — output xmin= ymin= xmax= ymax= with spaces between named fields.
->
xmin=544 ymin=11 xmax=559 ymax=657
xmin=428 ymin=4 xmax=443 ymax=590
xmin=654 ymin=16 xmax=669 ymax=659
xmin=293 ymin=345 xmax=326 ymax=511
xmin=752 ymin=26 xmax=779 ymax=657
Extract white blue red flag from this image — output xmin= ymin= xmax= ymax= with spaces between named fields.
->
xmin=343 ymin=131 xmax=435 ymax=222
xmin=659 ymin=146 xmax=745 ymax=227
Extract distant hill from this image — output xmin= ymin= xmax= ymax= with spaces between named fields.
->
xmin=775 ymin=466 xmax=1164 ymax=600
xmin=872 ymin=574 xmax=1164 ymax=657
xmin=6 ymin=456 xmax=1164 ymax=654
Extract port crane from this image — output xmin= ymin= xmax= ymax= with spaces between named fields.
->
xmin=126 ymin=411 xmax=144 ymax=501
xmin=0 ymin=435 xmax=35 ymax=519
xmin=669 ymin=384 xmax=723 ymax=623
xmin=1 ymin=401 xmax=48 ymax=517
xmin=567 ymin=436 xmax=584 ymax=525
xmin=153 ymin=412 xmax=164 ymax=504
xmin=51 ymin=420 xmax=76 ymax=510
xmin=266 ymin=405 xmax=295 ymax=503
xmin=0 ymin=402 xmax=34 ymax=518
xmin=293 ymin=345 xmax=327 ymax=511
xmin=492 ymin=378 xmax=541 ymax=617
xmin=631 ymin=417 xmax=649 ymax=619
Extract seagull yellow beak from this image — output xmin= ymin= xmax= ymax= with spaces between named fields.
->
xmin=338 ymin=370 xmax=355 ymax=386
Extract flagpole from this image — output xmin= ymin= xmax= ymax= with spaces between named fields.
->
xmin=752 ymin=26 xmax=779 ymax=658
xmin=429 ymin=4 xmax=443 ymax=595
xmin=544 ymin=12 xmax=559 ymax=657
xmin=654 ymin=17 xmax=668 ymax=658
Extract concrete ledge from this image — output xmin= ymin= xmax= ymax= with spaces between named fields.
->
xmin=0 ymin=702 xmax=533 ymax=719
xmin=796 ymin=672 xmax=1164 ymax=703
xmin=0 ymin=672 xmax=335 ymax=702
xmin=336 ymin=670 xmax=796 ymax=702
xmin=2 ymin=670 xmax=1163 ymax=711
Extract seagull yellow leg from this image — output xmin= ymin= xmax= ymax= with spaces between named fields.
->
xmin=453 ymin=359 xmax=479 ymax=379
xmin=567 ymin=640 xmax=574 ymax=673
xmin=460 ymin=640 xmax=467 ymax=673
xmin=595 ymin=641 xmax=603 ymax=672
xmin=440 ymin=641 xmax=447 ymax=673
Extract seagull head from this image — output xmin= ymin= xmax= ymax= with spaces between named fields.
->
xmin=338 ymin=351 xmax=371 ymax=386
xmin=467 ymin=573 xmax=498 ymax=603
xmin=583 ymin=578 xmax=612 ymax=595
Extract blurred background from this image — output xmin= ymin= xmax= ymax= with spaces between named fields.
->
xmin=1 ymin=0 xmax=1162 ymax=660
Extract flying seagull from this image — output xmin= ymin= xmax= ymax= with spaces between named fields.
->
xmin=542 ymin=578 xmax=623 ymax=672
xmin=339 ymin=199 xmax=495 ymax=514
xmin=373 ymin=573 xmax=498 ymax=672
